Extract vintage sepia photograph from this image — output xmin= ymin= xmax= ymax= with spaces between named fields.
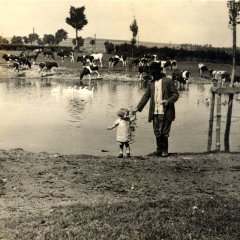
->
xmin=0 ymin=0 xmax=240 ymax=239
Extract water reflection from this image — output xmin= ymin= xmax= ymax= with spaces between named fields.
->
xmin=0 ymin=79 xmax=239 ymax=155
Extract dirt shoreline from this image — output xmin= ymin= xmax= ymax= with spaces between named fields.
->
xmin=0 ymin=148 xmax=239 ymax=239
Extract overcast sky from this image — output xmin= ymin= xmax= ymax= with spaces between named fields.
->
xmin=0 ymin=0 xmax=238 ymax=47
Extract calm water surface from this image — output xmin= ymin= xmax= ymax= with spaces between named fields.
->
xmin=0 ymin=78 xmax=240 ymax=156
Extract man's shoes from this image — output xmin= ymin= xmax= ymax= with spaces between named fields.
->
xmin=117 ymin=154 xmax=123 ymax=158
xmin=126 ymin=153 xmax=131 ymax=158
xmin=161 ymin=152 xmax=169 ymax=157
xmin=147 ymin=151 xmax=162 ymax=157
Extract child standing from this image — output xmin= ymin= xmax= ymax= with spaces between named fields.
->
xmin=107 ymin=108 xmax=136 ymax=158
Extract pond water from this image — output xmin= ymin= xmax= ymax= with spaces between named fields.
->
xmin=0 ymin=78 xmax=240 ymax=156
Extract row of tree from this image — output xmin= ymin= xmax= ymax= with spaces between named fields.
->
xmin=10 ymin=28 xmax=68 ymax=46
xmin=104 ymin=41 xmax=240 ymax=65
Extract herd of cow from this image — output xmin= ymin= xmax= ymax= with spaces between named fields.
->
xmin=1 ymin=48 xmax=239 ymax=88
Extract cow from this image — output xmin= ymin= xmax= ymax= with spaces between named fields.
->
xmin=170 ymin=60 xmax=178 ymax=70
xmin=108 ymin=55 xmax=127 ymax=69
xmin=210 ymin=70 xmax=231 ymax=85
xmin=57 ymin=49 xmax=74 ymax=62
xmin=39 ymin=62 xmax=58 ymax=74
xmin=42 ymin=48 xmax=55 ymax=60
xmin=90 ymin=53 xmax=103 ymax=68
xmin=77 ymin=55 xmax=94 ymax=66
xmin=198 ymin=63 xmax=210 ymax=78
xmin=172 ymin=70 xmax=191 ymax=90
xmin=12 ymin=57 xmax=31 ymax=72
xmin=79 ymin=64 xmax=100 ymax=84
xmin=20 ymin=49 xmax=41 ymax=64
xmin=2 ymin=54 xmax=20 ymax=66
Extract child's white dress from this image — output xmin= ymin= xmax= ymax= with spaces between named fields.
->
xmin=114 ymin=118 xmax=131 ymax=142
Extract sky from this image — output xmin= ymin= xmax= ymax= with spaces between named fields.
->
xmin=0 ymin=0 xmax=238 ymax=48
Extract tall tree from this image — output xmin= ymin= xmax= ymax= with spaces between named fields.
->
xmin=66 ymin=6 xmax=88 ymax=48
xmin=55 ymin=29 xmax=68 ymax=45
xmin=129 ymin=17 xmax=139 ymax=57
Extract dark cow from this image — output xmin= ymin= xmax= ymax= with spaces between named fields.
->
xmin=131 ymin=58 xmax=142 ymax=67
xmin=77 ymin=55 xmax=94 ymax=66
xmin=108 ymin=55 xmax=127 ymax=68
xmin=57 ymin=50 xmax=74 ymax=62
xmin=42 ymin=48 xmax=55 ymax=60
xmin=12 ymin=62 xmax=21 ymax=72
xmin=172 ymin=70 xmax=191 ymax=89
xmin=198 ymin=63 xmax=210 ymax=78
xmin=80 ymin=65 xmax=100 ymax=84
xmin=39 ymin=62 xmax=58 ymax=73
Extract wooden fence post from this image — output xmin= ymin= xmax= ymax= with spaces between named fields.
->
xmin=207 ymin=90 xmax=215 ymax=151
xmin=216 ymin=93 xmax=222 ymax=151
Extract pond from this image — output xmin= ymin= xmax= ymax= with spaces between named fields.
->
xmin=0 ymin=78 xmax=240 ymax=156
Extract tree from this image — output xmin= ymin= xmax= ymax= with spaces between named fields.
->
xmin=55 ymin=29 xmax=68 ymax=45
xmin=23 ymin=36 xmax=30 ymax=44
xmin=28 ymin=33 xmax=39 ymax=45
xmin=90 ymin=39 xmax=95 ymax=49
xmin=66 ymin=6 xmax=88 ymax=48
xmin=129 ymin=17 xmax=139 ymax=57
xmin=11 ymin=36 xmax=23 ymax=44
xmin=43 ymin=34 xmax=55 ymax=45
xmin=0 ymin=36 xmax=9 ymax=44
xmin=37 ymin=38 xmax=44 ymax=45
xmin=72 ymin=36 xmax=84 ymax=49
xmin=104 ymin=41 xmax=114 ymax=54
xmin=225 ymin=0 xmax=240 ymax=152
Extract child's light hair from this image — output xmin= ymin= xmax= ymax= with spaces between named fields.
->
xmin=117 ymin=108 xmax=129 ymax=118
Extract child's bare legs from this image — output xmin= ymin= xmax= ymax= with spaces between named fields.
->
xmin=118 ymin=142 xmax=124 ymax=158
xmin=118 ymin=142 xmax=131 ymax=158
xmin=124 ymin=142 xmax=131 ymax=157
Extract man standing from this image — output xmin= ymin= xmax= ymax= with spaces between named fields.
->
xmin=134 ymin=62 xmax=179 ymax=157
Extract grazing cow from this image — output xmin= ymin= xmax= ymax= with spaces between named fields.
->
xmin=79 ymin=64 xmax=100 ymax=84
xmin=2 ymin=54 xmax=20 ymax=65
xmin=20 ymin=49 xmax=41 ymax=64
xmin=211 ymin=70 xmax=231 ymax=85
xmin=172 ymin=70 xmax=191 ymax=89
xmin=42 ymin=48 xmax=55 ymax=60
xmin=170 ymin=60 xmax=178 ymax=70
xmin=198 ymin=63 xmax=210 ymax=78
xmin=57 ymin=50 xmax=74 ymax=62
xmin=77 ymin=55 xmax=94 ymax=66
xmin=90 ymin=53 xmax=103 ymax=68
xmin=39 ymin=62 xmax=58 ymax=73
xmin=108 ymin=55 xmax=127 ymax=69
xmin=131 ymin=58 xmax=142 ymax=67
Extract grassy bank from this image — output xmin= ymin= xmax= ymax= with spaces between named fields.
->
xmin=0 ymin=149 xmax=239 ymax=239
